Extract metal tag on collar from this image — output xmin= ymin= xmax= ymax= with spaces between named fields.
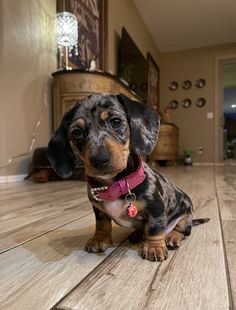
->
xmin=125 ymin=179 xmax=138 ymax=217
xmin=90 ymin=186 xmax=108 ymax=201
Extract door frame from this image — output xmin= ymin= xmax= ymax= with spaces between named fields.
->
xmin=214 ymin=55 xmax=236 ymax=163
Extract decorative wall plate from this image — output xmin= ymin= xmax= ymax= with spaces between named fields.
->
xmin=196 ymin=97 xmax=206 ymax=107
xmin=169 ymin=100 xmax=179 ymax=109
xmin=182 ymin=98 xmax=192 ymax=108
xmin=196 ymin=78 xmax=206 ymax=88
xmin=168 ymin=81 xmax=178 ymax=91
xmin=182 ymin=80 xmax=192 ymax=90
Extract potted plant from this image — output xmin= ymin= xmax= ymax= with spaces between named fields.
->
xmin=183 ymin=149 xmax=193 ymax=166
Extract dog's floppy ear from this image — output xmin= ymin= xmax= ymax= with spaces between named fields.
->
xmin=47 ymin=111 xmax=75 ymax=178
xmin=117 ymin=93 xmax=160 ymax=156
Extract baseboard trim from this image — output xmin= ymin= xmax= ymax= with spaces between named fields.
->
xmin=0 ymin=174 xmax=27 ymax=183
xmin=193 ymin=162 xmax=218 ymax=166
xmin=193 ymin=162 xmax=236 ymax=166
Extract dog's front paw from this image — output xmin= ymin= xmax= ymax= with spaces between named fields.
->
xmin=142 ymin=242 xmax=168 ymax=262
xmin=85 ymin=236 xmax=112 ymax=253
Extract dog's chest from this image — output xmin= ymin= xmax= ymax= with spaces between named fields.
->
xmin=101 ymin=199 xmax=138 ymax=228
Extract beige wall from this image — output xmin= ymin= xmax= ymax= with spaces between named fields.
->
xmin=0 ymin=0 xmax=56 ymax=177
xmin=2 ymin=0 xmax=235 ymax=177
xmin=0 ymin=0 xmax=160 ymax=177
xmin=107 ymin=0 xmax=160 ymax=74
xmin=160 ymin=43 xmax=236 ymax=163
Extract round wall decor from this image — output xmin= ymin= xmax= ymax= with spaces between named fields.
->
xmin=168 ymin=81 xmax=178 ymax=91
xmin=196 ymin=97 xmax=206 ymax=107
xmin=196 ymin=78 xmax=206 ymax=88
xmin=182 ymin=80 xmax=192 ymax=90
xmin=169 ymin=100 xmax=179 ymax=109
xmin=182 ymin=98 xmax=192 ymax=108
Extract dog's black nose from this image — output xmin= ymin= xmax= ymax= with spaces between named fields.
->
xmin=89 ymin=153 xmax=110 ymax=169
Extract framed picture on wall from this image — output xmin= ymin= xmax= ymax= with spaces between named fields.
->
xmin=147 ymin=52 xmax=160 ymax=111
xmin=57 ymin=0 xmax=107 ymax=70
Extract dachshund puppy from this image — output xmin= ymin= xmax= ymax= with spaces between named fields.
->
xmin=47 ymin=93 xmax=208 ymax=262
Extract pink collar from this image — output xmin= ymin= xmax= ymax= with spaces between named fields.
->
xmin=86 ymin=156 xmax=146 ymax=201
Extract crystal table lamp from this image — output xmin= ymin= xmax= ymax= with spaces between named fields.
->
xmin=55 ymin=12 xmax=78 ymax=70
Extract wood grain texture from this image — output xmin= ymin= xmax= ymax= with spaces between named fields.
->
xmin=156 ymin=165 xmax=204 ymax=188
xmin=57 ymin=167 xmax=230 ymax=310
xmin=0 ymin=166 xmax=234 ymax=310
xmin=222 ymin=221 xmax=236 ymax=309
xmin=0 ymin=181 xmax=90 ymax=253
xmin=0 ymin=213 xmax=129 ymax=310
xmin=215 ymin=166 xmax=236 ymax=220
xmin=215 ymin=166 xmax=236 ymax=308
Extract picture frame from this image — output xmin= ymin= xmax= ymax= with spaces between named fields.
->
xmin=57 ymin=0 xmax=107 ymax=71
xmin=147 ymin=52 xmax=160 ymax=111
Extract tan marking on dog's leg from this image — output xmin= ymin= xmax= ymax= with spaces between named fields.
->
xmin=85 ymin=215 xmax=112 ymax=253
xmin=175 ymin=214 xmax=192 ymax=232
xmin=166 ymin=215 xmax=192 ymax=249
xmin=142 ymin=232 xmax=168 ymax=262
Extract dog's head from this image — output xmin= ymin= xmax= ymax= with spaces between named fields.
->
xmin=47 ymin=93 xmax=160 ymax=179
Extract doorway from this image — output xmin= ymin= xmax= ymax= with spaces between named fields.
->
xmin=215 ymin=57 xmax=236 ymax=163
xmin=223 ymin=63 xmax=236 ymax=160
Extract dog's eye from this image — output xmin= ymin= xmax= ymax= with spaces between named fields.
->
xmin=110 ymin=117 xmax=122 ymax=129
xmin=71 ymin=127 xmax=82 ymax=139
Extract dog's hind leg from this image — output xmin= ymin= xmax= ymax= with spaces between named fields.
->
xmin=166 ymin=213 xmax=193 ymax=250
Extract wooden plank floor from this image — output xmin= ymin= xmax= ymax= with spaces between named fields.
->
xmin=0 ymin=166 xmax=235 ymax=310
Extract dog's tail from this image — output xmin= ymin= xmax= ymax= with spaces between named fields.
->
xmin=192 ymin=218 xmax=210 ymax=226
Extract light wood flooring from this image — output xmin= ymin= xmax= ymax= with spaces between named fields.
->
xmin=0 ymin=166 xmax=235 ymax=310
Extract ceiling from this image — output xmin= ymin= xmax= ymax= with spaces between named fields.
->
xmin=134 ymin=0 xmax=236 ymax=52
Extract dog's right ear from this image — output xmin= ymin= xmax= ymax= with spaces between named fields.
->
xmin=47 ymin=111 xmax=75 ymax=178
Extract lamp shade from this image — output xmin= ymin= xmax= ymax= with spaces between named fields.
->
xmin=55 ymin=12 xmax=78 ymax=49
